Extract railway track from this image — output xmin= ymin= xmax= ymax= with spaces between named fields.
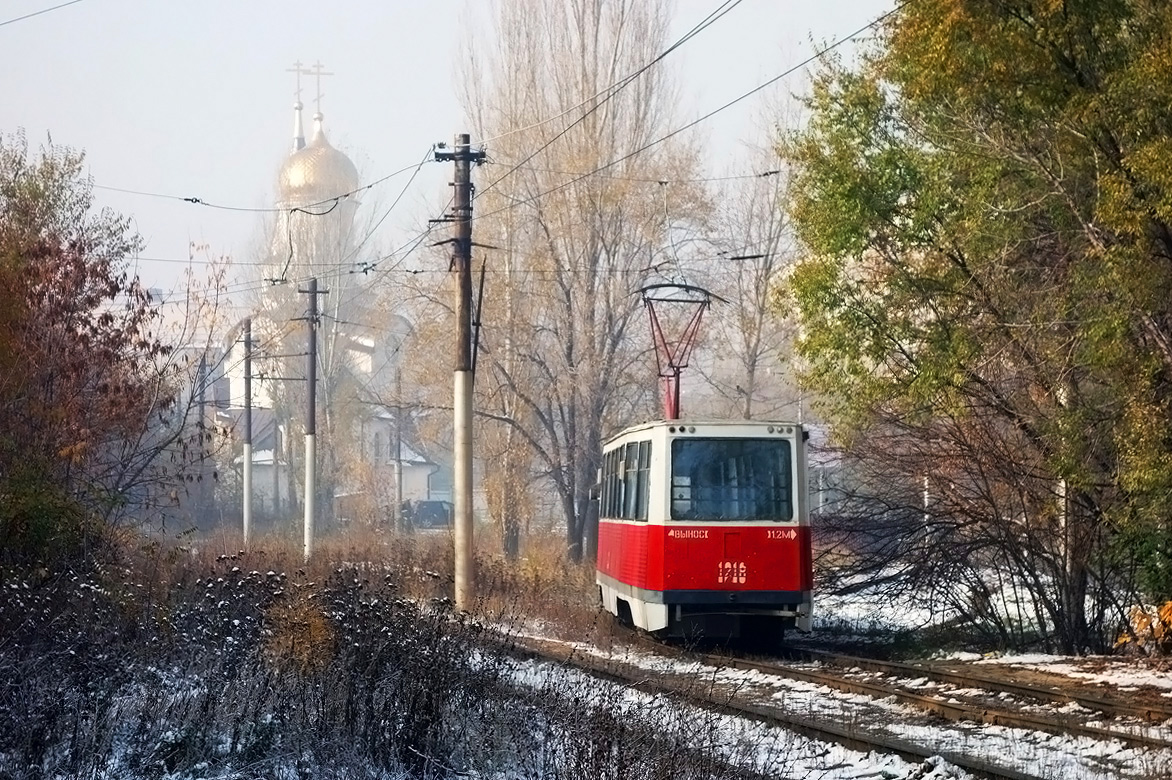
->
xmin=797 ymin=648 xmax=1172 ymax=725
xmin=493 ymin=630 xmax=1150 ymax=780
xmin=677 ymin=646 xmax=1172 ymax=752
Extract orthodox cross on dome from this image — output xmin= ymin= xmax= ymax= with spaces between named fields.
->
xmin=286 ymin=60 xmax=309 ymax=104
xmin=308 ymin=60 xmax=334 ymax=115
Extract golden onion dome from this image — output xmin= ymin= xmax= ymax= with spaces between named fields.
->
xmin=277 ymin=112 xmax=360 ymax=206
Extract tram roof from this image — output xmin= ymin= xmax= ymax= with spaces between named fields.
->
xmin=605 ymin=418 xmax=806 ymax=445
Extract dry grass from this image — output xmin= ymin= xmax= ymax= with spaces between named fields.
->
xmin=0 ymin=522 xmax=777 ymax=780
xmin=263 ymin=590 xmax=337 ymax=674
xmin=176 ymin=521 xmax=609 ymax=636
xmin=477 ymin=532 xmax=598 ymax=623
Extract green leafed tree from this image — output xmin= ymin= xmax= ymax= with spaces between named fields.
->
xmin=783 ymin=0 xmax=1172 ymax=652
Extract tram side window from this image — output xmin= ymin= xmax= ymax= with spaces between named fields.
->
xmin=602 ymin=450 xmax=611 ymax=517
xmin=603 ymin=448 xmax=621 ymax=519
xmin=603 ymin=447 xmax=627 ymax=519
xmin=599 ymin=451 xmax=609 ymax=517
xmin=635 ymin=440 xmax=651 ymax=520
xmin=614 ymin=449 xmax=622 ymax=518
xmin=622 ymin=443 xmax=639 ymax=518
xmin=599 ymin=450 xmax=609 ymax=517
xmin=619 ymin=441 xmax=652 ymax=521
xmin=600 ymin=441 xmax=652 ymax=520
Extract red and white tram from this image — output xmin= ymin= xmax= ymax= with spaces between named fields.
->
xmin=596 ymin=418 xmax=812 ymax=642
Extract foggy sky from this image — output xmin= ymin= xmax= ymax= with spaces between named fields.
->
xmin=1 ymin=0 xmax=891 ymax=295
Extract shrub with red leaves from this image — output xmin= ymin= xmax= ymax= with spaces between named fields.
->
xmin=0 ymin=132 xmax=177 ymax=563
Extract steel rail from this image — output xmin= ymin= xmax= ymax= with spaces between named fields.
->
xmin=494 ymin=633 xmax=1047 ymax=780
xmin=797 ymin=648 xmax=1172 ymax=725
xmin=601 ymin=622 xmax=1172 ymax=743
xmin=676 ymin=648 xmax=1172 ymax=753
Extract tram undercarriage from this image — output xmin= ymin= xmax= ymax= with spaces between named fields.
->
xmin=598 ymin=575 xmax=811 ymax=643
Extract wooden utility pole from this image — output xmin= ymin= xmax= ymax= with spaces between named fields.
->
xmin=299 ymin=278 xmax=327 ymax=561
xmin=435 ymin=134 xmax=485 ymax=610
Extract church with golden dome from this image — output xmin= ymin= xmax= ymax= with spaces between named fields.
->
xmin=278 ymin=102 xmax=360 ymax=207
xmin=265 ymin=81 xmax=363 ymax=294
xmin=215 ymin=64 xmax=430 ymax=531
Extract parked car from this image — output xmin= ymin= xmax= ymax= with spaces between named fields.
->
xmin=407 ymin=500 xmax=454 ymax=530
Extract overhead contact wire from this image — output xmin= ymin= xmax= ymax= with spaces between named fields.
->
xmin=475 ymin=0 xmax=746 ymax=201
xmin=475 ymin=1 xmax=909 ymax=224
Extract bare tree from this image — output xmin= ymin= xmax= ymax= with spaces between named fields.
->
xmin=694 ymin=137 xmax=804 ymax=422
xmin=451 ymin=0 xmax=710 ymax=560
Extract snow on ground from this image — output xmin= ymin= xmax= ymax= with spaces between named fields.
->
xmin=814 ymin=589 xmax=945 ymax=633
xmin=973 ymin=653 xmax=1172 ymax=693
xmin=502 ymin=624 xmax=1172 ymax=780
xmin=505 ymin=651 xmax=978 ymax=779
xmin=814 ymin=582 xmax=1172 ymax=699
xmin=813 ymin=573 xmax=963 ymax=633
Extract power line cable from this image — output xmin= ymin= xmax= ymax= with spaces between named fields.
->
xmin=476 ymin=0 xmax=746 ymax=201
xmin=477 ymin=0 xmax=741 ymax=148
xmin=198 ymin=198 xmax=451 ymax=301
xmin=92 ymin=157 xmax=434 ymax=215
xmin=131 ymin=156 xmax=774 ymax=275
xmin=0 ymin=0 xmax=86 ymax=28
xmin=475 ymin=1 xmax=908 ymax=224
xmin=141 ymin=3 xmax=897 ymax=323
xmin=109 ymin=0 xmax=747 ymax=307
xmin=336 ymin=146 xmax=435 ymax=276
xmin=143 ymin=196 xmax=762 ymax=303
xmin=131 ymin=169 xmax=435 ymax=283
xmin=128 ymin=162 xmax=773 ymax=271
xmin=334 ymin=192 xmax=454 ymax=286
xmin=117 ymin=146 xmax=440 ymax=301
xmin=484 ymin=159 xmax=780 ymax=184
xmin=209 ymin=149 xmax=436 ymax=288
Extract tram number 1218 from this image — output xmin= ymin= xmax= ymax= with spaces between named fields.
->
xmin=717 ymin=561 xmax=747 ymax=584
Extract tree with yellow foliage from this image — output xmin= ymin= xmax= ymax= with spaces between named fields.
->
xmin=785 ymin=0 xmax=1172 ymax=652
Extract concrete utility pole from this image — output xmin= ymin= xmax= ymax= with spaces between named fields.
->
xmin=272 ymin=420 xmax=281 ymax=519
xmin=299 ymin=278 xmax=327 ymax=562
xmin=196 ymin=353 xmax=209 ymax=527
xmin=394 ymin=364 xmax=405 ymax=533
xmin=243 ymin=318 xmax=253 ymax=547
xmin=435 ymin=134 xmax=485 ymax=611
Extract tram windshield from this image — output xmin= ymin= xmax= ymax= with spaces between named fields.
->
xmin=670 ymin=438 xmax=792 ymax=521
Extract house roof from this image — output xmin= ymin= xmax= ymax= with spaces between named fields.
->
xmin=233 ymin=448 xmax=277 ymax=466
